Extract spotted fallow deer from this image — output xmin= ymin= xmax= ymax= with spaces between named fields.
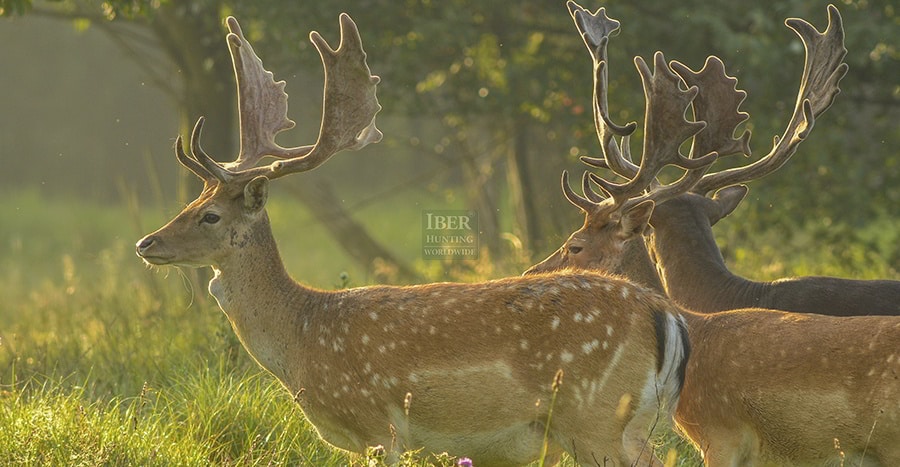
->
xmin=570 ymin=1 xmax=899 ymax=316
xmin=527 ymin=3 xmax=900 ymax=465
xmin=135 ymin=13 xmax=691 ymax=466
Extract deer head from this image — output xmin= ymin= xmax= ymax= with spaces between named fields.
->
xmin=136 ymin=14 xmax=381 ymax=269
xmin=528 ymin=3 xmax=847 ymax=283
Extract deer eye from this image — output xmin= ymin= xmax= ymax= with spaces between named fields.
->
xmin=201 ymin=213 xmax=221 ymax=224
xmin=567 ymin=245 xmax=583 ymax=255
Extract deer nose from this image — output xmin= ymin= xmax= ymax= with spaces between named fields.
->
xmin=136 ymin=236 xmax=156 ymax=256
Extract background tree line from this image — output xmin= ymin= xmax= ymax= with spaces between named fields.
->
xmin=1 ymin=0 xmax=896 ymax=273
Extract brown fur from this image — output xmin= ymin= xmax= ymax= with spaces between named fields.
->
xmin=527 ymin=200 xmax=900 ymax=466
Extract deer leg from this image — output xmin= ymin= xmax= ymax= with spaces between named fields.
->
xmin=620 ymin=407 xmax=665 ymax=467
xmin=698 ymin=432 xmax=757 ymax=467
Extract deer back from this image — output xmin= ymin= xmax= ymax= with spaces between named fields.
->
xmin=649 ymin=190 xmax=900 ymax=315
xmin=677 ymin=310 xmax=900 ymax=465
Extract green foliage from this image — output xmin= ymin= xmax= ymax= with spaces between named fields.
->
xmin=2 ymin=0 xmax=894 ymax=255
xmin=0 ymin=0 xmax=28 ymax=15
xmin=721 ymin=213 xmax=899 ymax=282
xmin=0 ymin=383 xmax=207 ymax=465
xmin=0 ymin=0 xmax=898 ymax=463
xmin=0 ymin=0 xmax=170 ymax=18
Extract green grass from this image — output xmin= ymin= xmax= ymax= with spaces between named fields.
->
xmin=1 ymin=188 xmax=895 ymax=466
xmin=0 ymin=367 xmax=347 ymax=466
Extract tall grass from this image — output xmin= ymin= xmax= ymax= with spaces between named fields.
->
xmin=1 ymin=188 xmax=895 ymax=465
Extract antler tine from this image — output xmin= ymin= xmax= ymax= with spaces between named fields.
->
xmin=584 ymin=149 xmax=716 ymax=212
xmin=174 ymin=133 xmax=217 ymax=186
xmin=580 ymin=134 xmax=634 ymax=172
xmin=581 ymin=170 xmax=610 ymax=204
xmin=692 ymin=4 xmax=848 ymax=195
xmin=188 ymin=117 xmax=235 ymax=182
xmin=568 ymin=1 xmax=639 ymax=180
xmin=565 ymin=165 xmax=697 ymax=216
xmin=561 ymin=170 xmax=610 ymax=213
xmin=601 ymin=160 xmax=715 ymax=212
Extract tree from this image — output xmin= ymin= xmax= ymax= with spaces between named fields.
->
xmin=4 ymin=0 xmax=897 ymax=269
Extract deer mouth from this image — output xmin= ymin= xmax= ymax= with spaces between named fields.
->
xmin=138 ymin=253 xmax=209 ymax=269
xmin=136 ymin=246 xmax=208 ymax=268
xmin=136 ymin=251 xmax=176 ymax=266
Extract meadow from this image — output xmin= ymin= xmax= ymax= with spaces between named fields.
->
xmin=1 ymin=187 xmax=896 ymax=466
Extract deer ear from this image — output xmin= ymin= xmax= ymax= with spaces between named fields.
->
xmin=708 ymin=185 xmax=749 ymax=224
xmin=620 ymin=200 xmax=655 ymax=238
xmin=244 ymin=176 xmax=269 ymax=213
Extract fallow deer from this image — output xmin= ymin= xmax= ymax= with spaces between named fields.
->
xmin=528 ymin=3 xmax=900 ymax=465
xmin=572 ymin=1 xmax=900 ymax=315
xmin=135 ymin=13 xmax=691 ymax=466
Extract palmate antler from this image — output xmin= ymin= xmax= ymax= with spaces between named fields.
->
xmin=689 ymin=4 xmax=847 ymax=195
xmin=563 ymin=1 xmax=717 ymax=213
xmin=176 ymin=13 xmax=382 ymax=187
xmin=573 ymin=3 xmax=847 ymax=208
xmin=581 ymin=54 xmax=752 ymax=206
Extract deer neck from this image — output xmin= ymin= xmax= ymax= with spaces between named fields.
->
xmin=618 ymin=237 xmax=667 ymax=294
xmin=207 ymin=213 xmax=324 ymax=387
xmin=649 ymin=200 xmax=748 ymax=312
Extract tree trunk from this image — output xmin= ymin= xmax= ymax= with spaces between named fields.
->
xmin=150 ymin=2 xmax=236 ymax=202
xmin=460 ymin=147 xmax=502 ymax=257
xmin=286 ymin=181 xmax=424 ymax=285
xmin=505 ymin=119 xmax=544 ymax=259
